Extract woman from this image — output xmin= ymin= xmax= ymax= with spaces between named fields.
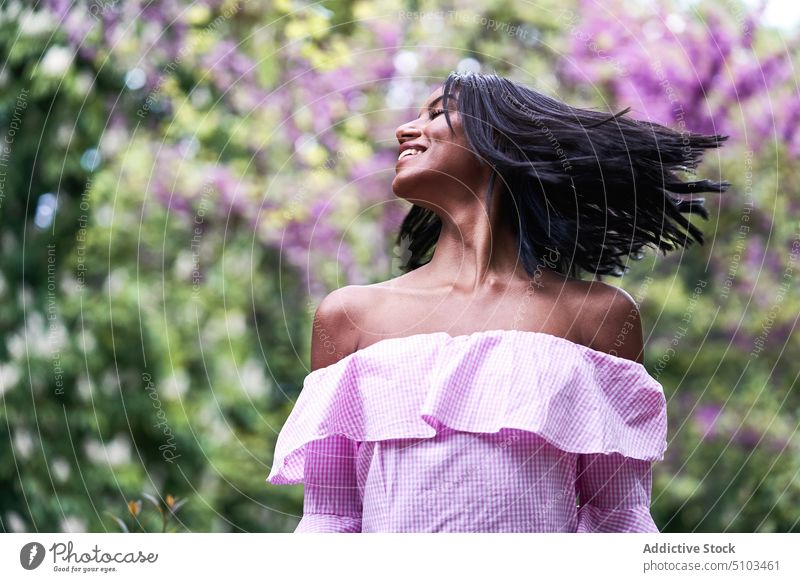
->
xmin=267 ymin=71 xmax=728 ymax=532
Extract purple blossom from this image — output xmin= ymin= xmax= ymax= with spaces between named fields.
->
xmin=32 ymin=0 xmax=426 ymax=293
xmin=732 ymin=425 xmax=762 ymax=449
xmin=694 ymin=403 xmax=722 ymax=440
xmin=203 ymin=165 xmax=250 ymax=219
xmin=561 ymin=0 xmax=796 ymax=153
xmin=730 ymin=329 xmax=751 ymax=352
xmin=347 ymin=150 xmax=396 ymax=203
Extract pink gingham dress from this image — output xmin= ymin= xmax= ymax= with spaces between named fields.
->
xmin=266 ymin=329 xmax=668 ymax=532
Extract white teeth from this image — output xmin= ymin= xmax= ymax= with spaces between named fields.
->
xmin=398 ymin=148 xmax=424 ymax=160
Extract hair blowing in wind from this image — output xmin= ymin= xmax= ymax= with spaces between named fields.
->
xmin=397 ymin=72 xmax=730 ymax=279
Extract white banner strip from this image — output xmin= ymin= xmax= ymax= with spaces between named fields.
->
xmin=1 ymin=533 xmax=797 ymax=581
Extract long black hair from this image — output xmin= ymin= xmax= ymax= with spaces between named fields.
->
xmin=396 ymin=71 xmax=730 ymax=279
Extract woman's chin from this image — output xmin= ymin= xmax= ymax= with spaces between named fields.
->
xmin=392 ymin=183 xmax=417 ymax=199
xmin=393 ymin=167 xmax=425 ymax=189
xmin=391 ymin=175 xmax=411 ymax=198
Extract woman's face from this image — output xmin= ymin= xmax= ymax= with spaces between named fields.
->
xmin=392 ymin=86 xmax=489 ymax=208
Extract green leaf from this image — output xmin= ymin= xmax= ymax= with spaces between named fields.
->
xmin=104 ymin=512 xmax=129 ymax=533
xmin=142 ymin=492 xmax=161 ymax=510
xmin=170 ymin=498 xmax=188 ymax=514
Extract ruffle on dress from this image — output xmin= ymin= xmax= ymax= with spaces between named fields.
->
xmin=266 ymin=329 xmax=667 ymax=486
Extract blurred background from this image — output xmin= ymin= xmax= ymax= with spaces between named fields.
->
xmin=0 ymin=0 xmax=797 ymax=533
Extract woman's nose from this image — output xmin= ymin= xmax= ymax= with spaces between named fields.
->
xmin=395 ymin=121 xmax=421 ymax=143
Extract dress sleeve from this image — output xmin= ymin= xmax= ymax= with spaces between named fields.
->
xmin=294 ymin=434 xmax=362 ymax=533
xmin=575 ymin=452 xmax=660 ymax=532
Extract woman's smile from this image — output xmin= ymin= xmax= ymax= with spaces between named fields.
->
xmin=396 ymin=142 xmax=428 ymax=166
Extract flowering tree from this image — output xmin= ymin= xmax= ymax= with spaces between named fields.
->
xmin=558 ymin=0 xmax=800 ymax=531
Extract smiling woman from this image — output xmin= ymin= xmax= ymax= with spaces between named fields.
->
xmin=392 ymin=84 xmax=487 ymax=214
xmin=394 ymin=71 xmax=730 ymax=279
xmin=266 ymin=71 xmax=730 ymax=533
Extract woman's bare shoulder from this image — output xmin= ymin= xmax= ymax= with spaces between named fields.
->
xmin=574 ymin=280 xmax=644 ymax=363
xmin=309 ymin=278 xmax=409 ymax=368
xmin=309 ymin=285 xmax=370 ymax=370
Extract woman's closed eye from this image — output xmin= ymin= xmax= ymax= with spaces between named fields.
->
xmin=429 ymin=109 xmax=444 ymax=119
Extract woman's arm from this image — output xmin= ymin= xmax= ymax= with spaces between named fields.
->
xmin=295 ymin=435 xmax=362 ymax=533
xmin=576 ymin=285 xmax=661 ymax=531
xmin=575 ymin=452 xmax=660 ymax=532
xmin=294 ymin=287 xmax=364 ymax=532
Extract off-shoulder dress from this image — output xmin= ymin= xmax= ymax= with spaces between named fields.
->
xmin=266 ymin=328 xmax=668 ymax=533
